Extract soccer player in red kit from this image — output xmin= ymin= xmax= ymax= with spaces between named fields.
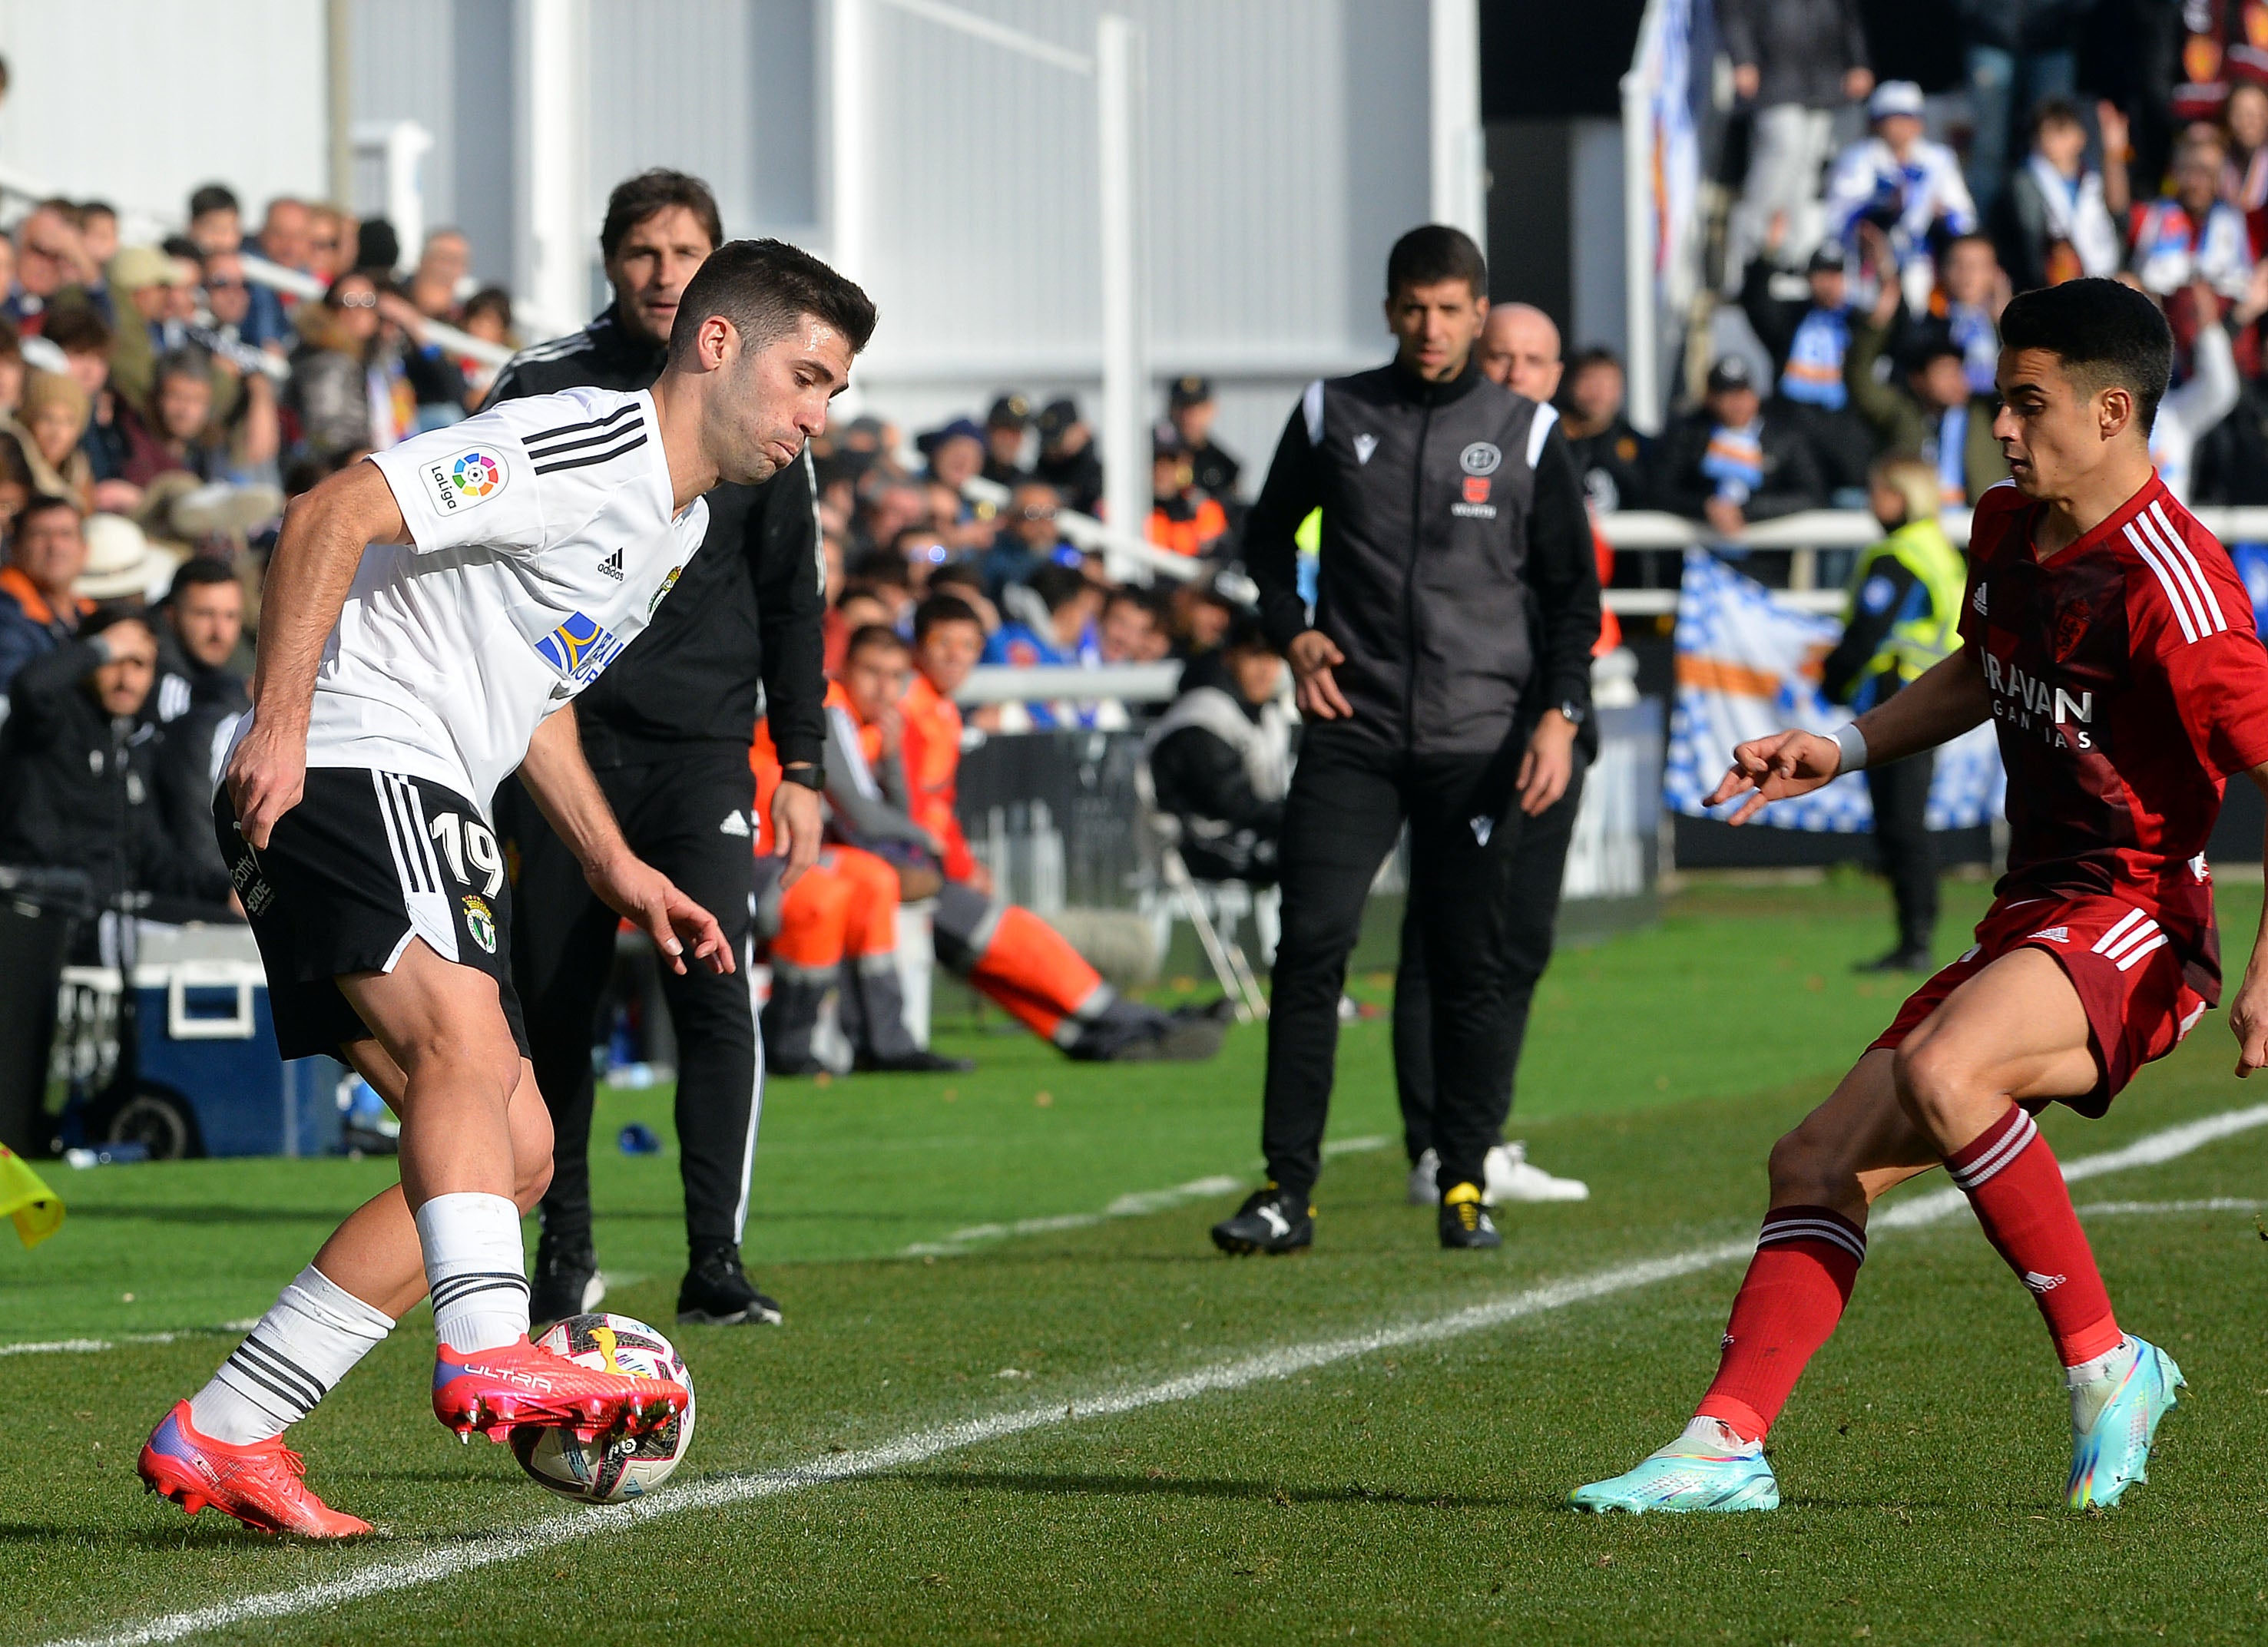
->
xmin=1574 ymin=277 xmax=2268 ymax=1513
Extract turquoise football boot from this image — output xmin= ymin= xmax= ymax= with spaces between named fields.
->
xmin=2067 ymin=1336 xmax=2184 ymax=1510
xmin=1570 ymin=1418 xmax=1780 ymax=1513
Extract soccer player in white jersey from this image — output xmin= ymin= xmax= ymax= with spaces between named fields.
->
xmin=137 ymin=241 xmax=875 ymax=1536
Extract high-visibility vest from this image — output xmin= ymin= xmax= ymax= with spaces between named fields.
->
xmin=1845 ymin=517 xmax=1967 ymax=706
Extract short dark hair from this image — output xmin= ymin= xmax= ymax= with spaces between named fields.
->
xmin=600 ymin=169 xmax=723 ymax=263
xmin=2028 ymin=95 xmax=2085 ymax=140
xmin=15 ymin=493 xmax=82 ymax=531
xmin=1025 ymin=562 xmax=1092 ymax=615
xmin=844 ymin=621 xmax=909 ymax=661
xmin=666 ymin=237 xmax=877 ymax=361
xmin=78 ymin=200 xmax=115 ymax=224
xmin=187 ymin=184 xmax=240 ymax=221
xmin=1998 ymin=277 xmax=2174 ymax=433
xmin=83 ymin=604 xmax=157 ymax=641
xmin=1386 ymin=224 xmax=1487 ymax=299
xmin=1223 ymin=613 xmax=1276 ymax=654
xmin=928 ymin=561 xmax=984 ymax=595
xmin=167 ymin=556 xmax=237 ymax=603
xmin=914 ymin=594 xmax=983 ymax=642
xmin=154 ymin=349 xmax=214 ymax=392
xmin=462 ymin=286 xmax=513 ymax=329
xmin=849 ymin=547 xmax=912 ymax=589
xmin=41 ymin=306 xmax=109 ymax=357
xmin=160 ymin=234 xmax=204 ymax=267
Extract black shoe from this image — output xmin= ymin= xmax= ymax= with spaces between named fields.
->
xmin=1856 ymin=946 xmax=1933 ymax=974
xmin=677 ymin=1245 xmax=784 ymax=1326
xmin=1438 ymin=1182 xmax=1502 ymax=1250
xmin=1210 ymin=1187 xmax=1313 ymax=1255
xmin=1096 ymin=1000 xmax=1235 ymax=1063
xmin=854 ymin=1047 xmax=976 ymax=1073
xmin=529 ymin=1236 xmax=604 ymax=1328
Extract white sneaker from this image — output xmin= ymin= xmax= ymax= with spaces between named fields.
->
xmin=1406 ymin=1148 xmax=1440 ymax=1205
xmin=1485 ymin=1141 xmax=1589 ymax=1203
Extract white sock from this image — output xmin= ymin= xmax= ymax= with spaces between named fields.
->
xmin=1658 ymin=1415 xmax=1762 ymax=1458
xmin=416 ymin=1192 xmax=531 ymax=1353
xmin=187 ymin=1265 xmax=396 ymax=1445
xmin=2066 ymin=1335 xmax=2139 ymax=1431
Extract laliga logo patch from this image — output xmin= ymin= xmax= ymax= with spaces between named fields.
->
xmin=1459 ymin=441 xmax=1502 ymax=477
xmin=462 ymin=895 xmax=498 ymax=954
xmin=428 ymin=448 xmax=507 ymax=513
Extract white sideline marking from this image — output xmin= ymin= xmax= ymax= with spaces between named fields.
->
xmin=39 ymin=1103 xmax=2268 ymax=1647
xmin=900 ymin=1134 xmax=1391 ymax=1257
xmin=2076 ymin=1197 xmax=2265 ymax=1215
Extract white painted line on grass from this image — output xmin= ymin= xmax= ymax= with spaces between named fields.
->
xmin=900 ymin=1134 xmax=1391 ymax=1257
xmin=2075 ymin=1197 xmax=2266 ymax=1216
xmin=40 ymin=1103 xmax=2268 ymax=1647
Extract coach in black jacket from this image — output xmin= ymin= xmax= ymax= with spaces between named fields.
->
xmin=1210 ymin=226 xmax=1601 ymax=1255
xmin=485 ymin=170 xmax=828 ymax=1329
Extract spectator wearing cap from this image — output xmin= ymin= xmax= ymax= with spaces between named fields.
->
xmin=919 ymin=415 xmax=1002 ymax=551
xmin=1165 ymin=375 xmax=1241 ymax=501
xmin=10 ymin=371 xmax=94 ymax=510
xmin=1719 ymin=0 xmax=1874 ymax=284
xmin=1992 ymin=96 xmax=2130 ymax=291
xmin=2131 ymin=131 xmax=2256 ymax=303
xmin=1147 ymin=431 xmax=1230 ymax=557
xmin=1845 ymin=276 xmax=2008 ymax=508
xmin=1558 ymin=347 xmax=1652 ymax=514
xmin=978 ymin=477 xmax=1074 ymax=599
xmin=101 ymin=245 xmax=198 ymax=418
xmin=1651 ymin=356 xmax=1826 ymax=537
xmin=77 ymin=511 xmax=184 ymax=609
xmin=982 ymin=393 xmax=1033 ymax=486
xmin=1823 ymin=81 xmax=1978 ymax=313
xmin=1033 ymin=397 xmax=1104 ymax=515
xmin=1737 ymin=225 xmax=1872 ymax=492
xmin=0 ymin=494 xmax=92 ymax=695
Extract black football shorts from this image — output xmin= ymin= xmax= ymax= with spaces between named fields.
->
xmin=217 ymin=766 xmax=532 ymax=1061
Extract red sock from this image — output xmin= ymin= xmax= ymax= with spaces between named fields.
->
xmin=1696 ymin=1205 xmax=1867 ymax=1444
xmin=1945 ymin=1105 xmax=2122 ymax=1366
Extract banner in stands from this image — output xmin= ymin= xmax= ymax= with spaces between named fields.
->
xmin=1664 ymin=550 xmax=2005 ymax=832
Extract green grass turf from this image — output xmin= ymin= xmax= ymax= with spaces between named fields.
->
xmin=7 ymin=875 xmax=2267 ymax=1643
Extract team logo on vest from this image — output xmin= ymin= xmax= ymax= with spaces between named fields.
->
xmin=1353 ymin=433 xmax=1378 ymax=465
xmin=1459 ymin=441 xmax=1503 ymax=476
xmin=648 ymin=565 xmax=683 ymax=616
xmin=1462 ymin=475 xmax=1491 ymax=505
xmin=427 ymin=448 xmax=507 ymax=514
xmin=462 ymin=895 xmax=498 ymax=954
xmin=534 ymin=610 xmax=628 ymax=683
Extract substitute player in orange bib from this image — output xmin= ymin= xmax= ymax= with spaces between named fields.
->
xmin=1574 ymin=277 xmax=2268 ymax=1513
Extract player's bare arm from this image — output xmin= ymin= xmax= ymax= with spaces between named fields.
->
xmin=1706 ymin=646 xmax=1991 ymax=825
xmin=2228 ymin=760 xmax=2268 ymax=1078
xmin=228 ymin=463 xmax=409 ymax=846
xmin=518 ymin=707 xmax=733 ymax=977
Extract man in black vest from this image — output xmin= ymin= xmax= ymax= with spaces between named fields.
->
xmin=1211 ymin=225 xmax=1601 ymax=1255
xmin=486 ymin=170 xmax=828 ymax=1328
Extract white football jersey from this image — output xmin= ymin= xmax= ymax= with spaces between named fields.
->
xmin=284 ymin=385 xmax=709 ymax=813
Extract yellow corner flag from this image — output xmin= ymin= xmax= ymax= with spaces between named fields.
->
xmin=0 ymin=1143 xmax=63 ymax=1248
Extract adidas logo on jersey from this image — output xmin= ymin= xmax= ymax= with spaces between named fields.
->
xmin=599 ymin=548 xmax=624 ymax=582
xmin=719 ymin=811 xmax=750 ymax=838
xmin=2027 ymin=925 xmax=2071 ymax=944
xmin=1972 ymin=583 xmax=1988 ymax=615
xmin=2021 ymin=1270 xmax=2067 ymax=1293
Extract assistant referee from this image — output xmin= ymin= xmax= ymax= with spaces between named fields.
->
xmin=1210 ymin=225 xmax=1601 ymax=1255
xmin=487 ymin=170 xmax=829 ymax=1328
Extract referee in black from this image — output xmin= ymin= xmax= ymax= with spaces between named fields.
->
xmin=488 ymin=170 xmax=829 ymax=1327
xmin=1210 ymin=225 xmax=1601 ymax=1255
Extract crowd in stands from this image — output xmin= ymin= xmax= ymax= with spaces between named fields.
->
xmin=1580 ymin=0 xmax=2268 ymax=560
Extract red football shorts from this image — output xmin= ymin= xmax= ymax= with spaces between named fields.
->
xmin=1868 ymin=895 xmax=2213 ymax=1115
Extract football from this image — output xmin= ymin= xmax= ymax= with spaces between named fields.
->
xmin=510 ymin=1313 xmax=696 ymax=1503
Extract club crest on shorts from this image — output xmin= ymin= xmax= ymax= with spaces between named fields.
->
xmin=427 ymin=448 xmax=508 ymax=514
xmin=462 ymin=895 xmax=498 ymax=954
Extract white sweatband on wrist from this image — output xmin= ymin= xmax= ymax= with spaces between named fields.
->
xmin=1833 ymin=723 xmax=1869 ymax=776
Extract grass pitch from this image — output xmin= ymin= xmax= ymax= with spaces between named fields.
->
xmin=8 ymin=875 xmax=2268 ymax=1645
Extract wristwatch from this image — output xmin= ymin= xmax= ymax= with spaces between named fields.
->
xmin=779 ymin=763 xmax=824 ymax=791
xmin=1556 ymin=699 xmax=1588 ymax=728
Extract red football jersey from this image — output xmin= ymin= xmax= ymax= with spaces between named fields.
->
xmin=1962 ymin=475 xmax=2268 ymax=993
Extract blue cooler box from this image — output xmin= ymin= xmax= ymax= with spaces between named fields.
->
xmin=127 ymin=924 xmax=343 ymax=1158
